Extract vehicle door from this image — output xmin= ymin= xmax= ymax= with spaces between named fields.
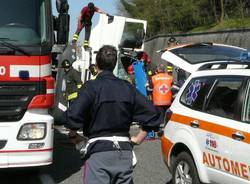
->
xmin=203 ymin=76 xmax=250 ymax=184
xmin=178 ymin=76 xmax=233 ymax=184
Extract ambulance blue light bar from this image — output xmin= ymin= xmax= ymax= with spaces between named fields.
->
xmin=240 ymin=51 xmax=250 ymax=61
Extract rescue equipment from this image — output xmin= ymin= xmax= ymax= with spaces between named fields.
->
xmin=133 ymin=60 xmax=148 ymax=97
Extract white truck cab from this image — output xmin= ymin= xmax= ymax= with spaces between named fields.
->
xmin=73 ymin=14 xmax=147 ymax=82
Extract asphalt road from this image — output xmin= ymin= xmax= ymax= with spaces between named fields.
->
xmin=0 ymin=126 xmax=172 ymax=184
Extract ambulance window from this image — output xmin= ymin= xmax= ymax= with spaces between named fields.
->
xmin=180 ymin=78 xmax=213 ymax=111
xmin=242 ymin=80 xmax=250 ymax=123
xmin=206 ymin=78 xmax=243 ymax=120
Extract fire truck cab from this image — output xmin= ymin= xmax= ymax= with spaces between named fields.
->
xmin=0 ymin=0 xmax=69 ymax=168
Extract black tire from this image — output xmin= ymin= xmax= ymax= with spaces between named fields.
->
xmin=172 ymin=152 xmax=201 ymax=184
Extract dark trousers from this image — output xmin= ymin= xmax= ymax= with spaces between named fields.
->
xmin=76 ymin=23 xmax=91 ymax=41
xmin=157 ymin=106 xmax=169 ymax=119
xmin=82 ymin=151 xmax=133 ymax=184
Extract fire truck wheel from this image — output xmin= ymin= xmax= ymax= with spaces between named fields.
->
xmin=172 ymin=152 xmax=201 ymax=184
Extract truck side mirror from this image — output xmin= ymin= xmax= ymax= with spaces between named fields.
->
xmin=56 ymin=13 xmax=70 ymax=44
xmin=56 ymin=0 xmax=69 ymax=13
xmin=54 ymin=0 xmax=70 ymax=44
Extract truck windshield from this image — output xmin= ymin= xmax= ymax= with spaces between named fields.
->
xmin=0 ymin=0 xmax=47 ymax=45
xmin=120 ymin=22 xmax=145 ymax=49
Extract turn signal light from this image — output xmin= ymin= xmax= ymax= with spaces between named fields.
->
xmin=28 ymin=94 xmax=54 ymax=109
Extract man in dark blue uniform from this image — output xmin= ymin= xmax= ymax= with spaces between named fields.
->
xmin=63 ymin=45 xmax=162 ymax=184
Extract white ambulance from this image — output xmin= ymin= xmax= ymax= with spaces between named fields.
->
xmin=160 ymin=43 xmax=250 ymax=184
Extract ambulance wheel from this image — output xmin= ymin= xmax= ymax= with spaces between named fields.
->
xmin=172 ymin=152 xmax=200 ymax=184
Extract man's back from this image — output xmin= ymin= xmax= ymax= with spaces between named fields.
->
xmin=65 ymin=70 xmax=161 ymax=138
xmin=86 ymin=71 xmax=135 ymax=138
xmin=63 ymin=45 xmax=162 ymax=184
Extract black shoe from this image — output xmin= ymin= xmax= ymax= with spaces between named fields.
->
xmin=84 ymin=45 xmax=92 ymax=51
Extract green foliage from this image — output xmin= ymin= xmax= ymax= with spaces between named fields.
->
xmin=120 ymin=0 xmax=250 ymax=36
xmin=192 ymin=18 xmax=250 ymax=32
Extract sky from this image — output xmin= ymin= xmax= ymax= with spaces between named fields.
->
xmin=52 ymin=0 xmax=120 ymax=42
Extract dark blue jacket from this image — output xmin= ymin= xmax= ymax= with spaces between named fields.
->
xmin=63 ymin=71 xmax=162 ymax=138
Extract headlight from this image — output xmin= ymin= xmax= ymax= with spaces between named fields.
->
xmin=17 ymin=123 xmax=46 ymax=140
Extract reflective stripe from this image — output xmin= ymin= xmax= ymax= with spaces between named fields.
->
xmin=80 ymin=136 xmax=130 ymax=157
xmin=46 ymin=89 xmax=54 ymax=94
xmin=171 ymin=113 xmax=250 ymax=144
xmin=67 ymin=92 xmax=78 ymax=100
xmin=77 ymin=84 xmax=82 ymax=88
xmin=73 ymin=34 xmax=79 ymax=40
xmin=10 ymin=64 xmax=51 ymax=77
xmin=83 ymin=40 xmax=89 ymax=46
xmin=88 ymin=136 xmax=130 ymax=144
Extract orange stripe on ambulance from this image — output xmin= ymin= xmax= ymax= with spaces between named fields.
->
xmin=203 ymin=152 xmax=250 ymax=180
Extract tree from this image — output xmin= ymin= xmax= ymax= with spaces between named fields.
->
xmin=220 ymin=0 xmax=225 ymax=22
xmin=118 ymin=0 xmax=250 ymax=36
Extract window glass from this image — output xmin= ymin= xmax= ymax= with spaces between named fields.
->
xmin=116 ymin=57 xmax=130 ymax=80
xmin=0 ymin=0 xmax=45 ymax=45
xmin=180 ymin=78 xmax=213 ymax=111
xmin=205 ymin=78 xmax=243 ymax=119
xmin=120 ymin=22 xmax=145 ymax=49
xmin=171 ymin=44 xmax=247 ymax=64
xmin=242 ymin=80 xmax=250 ymax=123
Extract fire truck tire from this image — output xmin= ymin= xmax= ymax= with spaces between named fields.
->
xmin=172 ymin=151 xmax=201 ymax=184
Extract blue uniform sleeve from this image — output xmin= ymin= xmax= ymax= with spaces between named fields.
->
xmin=132 ymin=89 xmax=163 ymax=131
xmin=63 ymin=81 xmax=95 ymax=130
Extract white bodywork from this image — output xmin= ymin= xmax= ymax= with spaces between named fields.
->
xmin=164 ymin=69 xmax=250 ymax=184
xmin=0 ymin=109 xmax=53 ymax=168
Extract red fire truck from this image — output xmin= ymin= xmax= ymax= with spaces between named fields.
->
xmin=0 ymin=0 xmax=69 ymax=168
